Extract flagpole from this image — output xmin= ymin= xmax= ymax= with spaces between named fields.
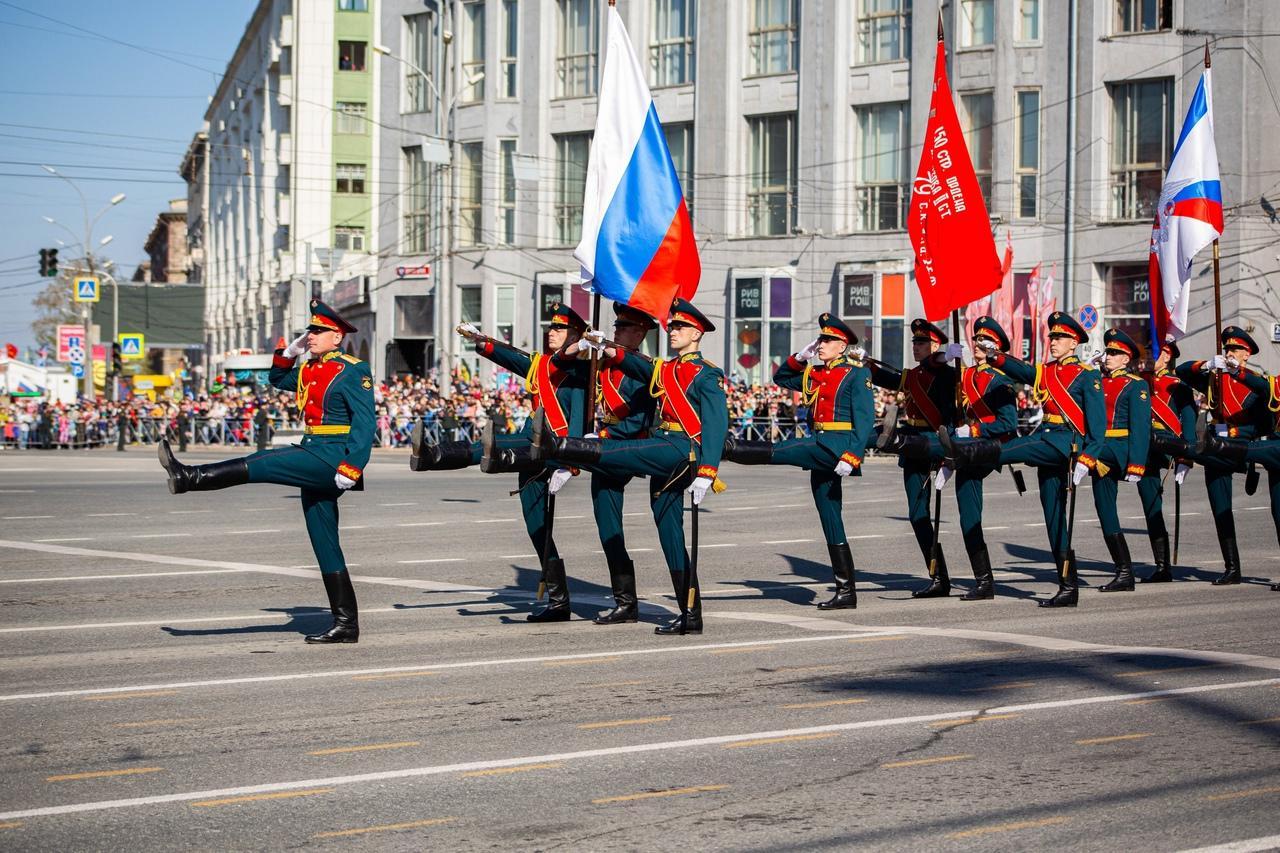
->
xmin=1204 ymin=41 xmax=1224 ymax=418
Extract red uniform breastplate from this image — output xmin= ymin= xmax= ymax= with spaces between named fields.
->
xmin=599 ymin=366 xmax=630 ymax=419
xmin=298 ymin=358 xmax=345 ymax=426
xmin=903 ymin=366 xmax=943 ymax=429
xmin=1218 ymin=373 xmax=1252 ymax=426
xmin=1040 ymin=362 xmax=1087 ymax=434
xmin=962 ymin=367 xmax=997 ymax=424
xmin=1147 ymin=372 xmax=1182 ymax=432
xmin=804 ymin=364 xmax=853 ymax=423
xmin=526 ymin=354 xmax=571 ymax=436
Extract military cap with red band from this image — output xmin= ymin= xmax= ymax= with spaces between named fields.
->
xmin=817 ymin=312 xmax=857 ymax=344
xmin=306 ymin=299 xmax=358 ymax=334
xmin=910 ymin=318 xmax=948 ymax=345
xmin=1221 ymin=325 xmax=1259 ymax=355
xmin=668 ymin=297 xmax=716 ymax=332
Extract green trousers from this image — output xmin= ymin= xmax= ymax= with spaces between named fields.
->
xmin=991 ymin=427 xmax=1075 ymax=554
xmin=472 ymin=434 xmax=562 ymax=564
xmin=244 ymin=443 xmax=348 ymax=575
xmin=768 ymin=435 xmax=849 ymax=546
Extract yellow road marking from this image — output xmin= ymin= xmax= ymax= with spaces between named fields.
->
xmin=112 ymin=718 xmax=202 ymax=728
xmin=81 ymin=691 xmax=178 ymax=701
xmin=1124 ymin=697 xmax=1171 ymax=706
xmin=0 ymin=821 xmax=21 ymax=829
xmin=947 ymin=816 xmax=1069 ymax=839
xmin=1242 ymin=716 xmax=1280 ymax=725
xmin=46 ymin=767 xmax=164 ymax=782
xmin=710 ymin=646 xmax=775 ymax=655
xmin=309 ymin=741 xmax=421 ymax=756
xmin=1075 ymin=733 xmax=1151 ymax=745
xmin=583 ymin=680 xmax=649 ymax=688
xmin=1205 ymin=786 xmax=1280 ymax=802
xmin=351 ymin=671 xmax=439 ymax=681
xmin=592 ymin=785 xmax=728 ymax=805
xmin=780 ymin=698 xmax=867 ymax=710
xmin=928 ymin=713 xmax=1021 ymax=728
xmin=964 ymin=681 xmax=1036 ymax=692
xmin=1116 ymin=664 xmax=1223 ymax=677
xmin=542 ymin=656 xmax=622 ymax=667
xmin=313 ymin=817 xmax=455 ymax=838
xmin=848 ymin=635 xmax=908 ymax=643
xmin=461 ymin=762 xmax=563 ymax=778
xmin=191 ymin=788 xmax=333 ymax=808
xmin=723 ymin=733 xmax=837 ymax=749
xmin=881 ymin=754 xmax=974 ymax=769
xmin=578 ymin=716 xmax=671 ymax=730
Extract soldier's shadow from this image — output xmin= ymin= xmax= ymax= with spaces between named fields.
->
xmin=441 ymin=564 xmax=674 ymax=624
xmin=160 ymin=606 xmax=331 ymax=637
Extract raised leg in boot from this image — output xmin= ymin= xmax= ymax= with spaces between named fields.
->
xmin=158 ymin=440 xmax=249 ymax=494
xmin=409 ymin=421 xmax=475 ymax=471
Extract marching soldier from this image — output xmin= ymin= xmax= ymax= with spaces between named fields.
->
xmin=934 ymin=316 xmax=1020 ymax=600
xmin=720 ymin=312 xmax=875 ymax=609
xmin=1233 ymin=373 xmax=1280 ymax=590
xmin=942 ymin=311 xmax=1106 ymax=607
xmin=1137 ymin=338 xmax=1195 ymax=582
xmin=409 ymin=303 xmax=589 ymax=622
xmin=1191 ymin=327 xmax=1273 ymax=585
xmin=158 ymin=300 xmax=375 ymax=643
xmin=1088 ymin=328 xmax=1152 ymax=592
xmin=534 ymin=297 xmax=728 ymax=635
xmin=1181 ymin=327 xmax=1271 ymax=585
xmin=871 ymin=318 xmax=964 ymax=598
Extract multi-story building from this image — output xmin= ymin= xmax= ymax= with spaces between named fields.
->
xmin=143 ymin=199 xmax=190 ymax=284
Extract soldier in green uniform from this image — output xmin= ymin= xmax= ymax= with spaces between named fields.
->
xmin=1137 ymin=338 xmax=1195 ymax=582
xmin=870 ymin=319 xmax=964 ymax=598
xmin=1226 ymin=371 xmax=1280 ymax=590
xmin=1089 ymin=328 xmax=1152 ymax=592
xmin=158 ymin=300 xmax=375 ymax=643
xmin=1180 ymin=327 xmax=1270 ymax=585
xmin=720 ymin=313 xmax=875 ymax=609
xmin=535 ymin=298 xmax=728 ymax=635
xmin=1191 ymin=327 xmax=1274 ymax=585
xmin=942 ymin=311 xmax=1106 ymax=607
xmin=409 ymin=303 xmax=589 ymax=621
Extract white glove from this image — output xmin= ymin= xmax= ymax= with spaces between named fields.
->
xmin=795 ymin=338 xmax=821 ymax=363
xmin=849 ymin=345 xmax=867 ymax=360
xmin=334 ymin=472 xmax=357 ymax=490
xmin=1225 ymin=354 xmax=1240 ymax=371
xmin=283 ymin=332 xmax=309 ymax=359
xmin=834 ymin=460 xmax=854 ymax=477
xmin=976 ymin=338 xmax=998 ymax=354
xmin=687 ymin=475 xmax=712 ymax=505
xmin=1203 ymin=354 xmax=1228 ymax=372
xmin=1088 ymin=349 xmax=1104 ymax=367
xmin=943 ymin=343 xmax=965 ymax=361
xmin=548 ymin=467 xmax=574 ymax=495
xmin=1174 ymin=463 xmax=1191 ymax=485
xmin=1072 ymin=462 xmax=1090 ymax=486
xmin=935 ymin=464 xmax=954 ymax=491
xmin=457 ymin=322 xmax=480 ymax=339
xmin=954 ymin=424 xmax=971 ymax=439
xmin=1124 ymin=473 xmax=1142 ymax=484
xmin=584 ymin=328 xmax=605 ymax=347
xmin=585 ymin=432 xmax=598 ymax=439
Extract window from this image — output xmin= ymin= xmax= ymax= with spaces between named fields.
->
xmin=842 ymin=271 xmax=907 ymax=367
xmin=501 ymin=0 xmax=518 ymax=98
xmin=403 ymin=146 xmax=430 ymax=254
xmin=462 ymin=1 xmax=485 ymax=103
xmin=1115 ymin=0 xmax=1172 ymax=34
xmin=961 ymin=91 xmax=993 ymax=210
xmin=1110 ymin=78 xmax=1173 ymax=220
xmin=1103 ymin=263 xmax=1151 ymax=344
xmin=1017 ymin=0 xmax=1041 ymax=41
xmin=498 ymin=139 xmax=517 ymax=244
xmin=557 ymin=0 xmax=598 ymax=98
xmin=336 ymin=163 xmax=366 ymax=194
xmin=664 ymin=122 xmax=694 ymax=220
xmin=405 ymin=12 xmax=438 ymax=114
xmin=338 ymin=0 xmax=368 ymax=10
xmin=854 ymin=102 xmax=908 ymax=231
xmin=960 ymin=0 xmax=994 ymax=47
xmin=395 ymin=295 xmax=434 ymax=337
xmin=1015 ymin=89 xmax=1040 ymax=218
xmin=458 ymin=142 xmax=483 ymax=247
xmin=650 ymin=0 xmax=696 ymax=87
xmin=335 ymin=226 xmax=365 ymax=252
xmin=856 ymin=0 xmax=911 ymax=65
xmin=335 ymin=101 xmax=367 ymax=134
xmin=555 ymin=133 xmax=592 ymax=244
xmin=731 ymin=274 xmax=792 ymax=385
xmin=748 ymin=0 xmax=798 ymax=76
xmin=338 ymin=41 xmax=366 ymax=72
xmin=460 ymin=286 xmax=482 ymax=327
xmin=748 ymin=113 xmax=796 ymax=237
xmin=495 ymin=285 xmax=516 ymax=344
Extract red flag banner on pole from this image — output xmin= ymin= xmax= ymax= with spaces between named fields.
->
xmin=908 ymin=35 xmax=1003 ymax=321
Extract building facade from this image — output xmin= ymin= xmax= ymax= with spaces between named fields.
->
xmin=143 ymin=199 xmax=190 ymax=284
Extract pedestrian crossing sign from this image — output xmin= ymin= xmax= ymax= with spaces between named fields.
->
xmin=73 ymin=276 xmax=100 ymax=303
xmin=118 ymin=333 xmax=145 ymax=360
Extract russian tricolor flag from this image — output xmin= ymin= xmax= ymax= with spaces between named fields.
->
xmin=1149 ymin=64 xmax=1223 ymax=344
xmin=574 ymin=5 xmax=699 ymax=323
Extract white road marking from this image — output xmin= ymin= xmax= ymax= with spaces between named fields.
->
xmin=0 ymin=606 xmax=412 ymax=635
xmin=226 ymin=529 xmax=281 ymax=535
xmin=379 ymin=503 xmax=418 ymax=507
xmin=2 ymin=515 xmax=55 ymax=520
xmin=0 ymin=490 xmax=34 ymax=493
xmin=397 ymin=559 xmax=464 ymax=565
xmin=499 ymin=553 xmax=538 ymax=559
xmin=87 ymin=513 xmax=135 ymax=518
xmin=985 ymin=526 xmax=1009 ymax=530
xmin=701 ymin=543 xmax=737 ymax=548
xmin=848 ymin=534 xmax=885 ymax=540
xmin=2 ymin=676 xmax=1277 ymax=822
xmin=132 ymin=534 xmax=191 ymax=539
xmin=0 ymin=570 xmax=248 ymax=584
xmin=762 ymin=539 xmax=813 ymax=545
xmin=473 ymin=519 xmax=515 ymax=524
xmin=396 ymin=522 xmax=444 ymax=527
xmin=1178 ymin=835 xmax=1280 ymax=853
xmin=167 ymin=510 xmax=212 ymax=515
xmin=34 ymin=538 xmax=91 ymax=543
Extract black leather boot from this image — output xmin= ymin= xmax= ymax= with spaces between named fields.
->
xmin=548 ymin=436 xmax=604 ymax=467
xmin=960 ymin=546 xmax=995 ymax=600
xmin=594 ymin=558 xmax=638 ymax=624
xmin=1039 ymin=551 xmax=1079 ymax=607
xmin=817 ymin=542 xmax=856 ymax=609
xmin=911 ymin=521 xmax=950 ymax=598
xmin=528 ymin=557 xmax=571 ymax=622
xmin=722 ymin=437 xmax=773 ymax=465
xmin=881 ymin=433 xmax=931 ymax=460
xmin=528 ymin=408 xmax=549 ymax=463
xmin=1141 ymin=531 xmax=1173 ymax=582
xmin=1150 ymin=430 xmax=1190 ymax=458
xmin=655 ymin=569 xmax=702 ymax=635
xmin=409 ymin=422 xmax=472 ymax=471
xmin=159 ymin=440 xmax=249 ymax=494
xmin=938 ymin=428 xmax=1003 ymax=469
xmin=1196 ymin=431 xmax=1249 ymax=464
xmin=305 ymin=571 xmax=359 ymax=644
xmin=1211 ymin=537 xmax=1242 ymax=585
xmin=1099 ymin=532 xmax=1135 ymax=591
xmin=480 ymin=443 xmax=542 ymax=474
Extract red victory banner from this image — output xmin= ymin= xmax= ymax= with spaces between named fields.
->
xmin=908 ymin=34 xmax=1003 ymax=321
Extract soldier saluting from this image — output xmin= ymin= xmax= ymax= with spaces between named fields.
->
xmin=158 ymin=300 xmax=375 ymax=643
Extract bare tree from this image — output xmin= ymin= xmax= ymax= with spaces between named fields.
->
xmin=31 ymin=275 xmax=79 ymax=351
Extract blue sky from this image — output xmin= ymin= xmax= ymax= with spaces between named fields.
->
xmin=0 ymin=0 xmax=258 ymax=352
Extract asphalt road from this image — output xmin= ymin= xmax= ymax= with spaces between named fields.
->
xmin=1 ymin=446 xmax=1278 ymax=852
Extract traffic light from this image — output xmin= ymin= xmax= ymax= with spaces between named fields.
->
xmin=38 ymin=248 xmax=58 ymax=277
xmin=111 ymin=342 xmax=122 ymax=376
xmin=48 ymin=248 xmax=57 ymax=277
